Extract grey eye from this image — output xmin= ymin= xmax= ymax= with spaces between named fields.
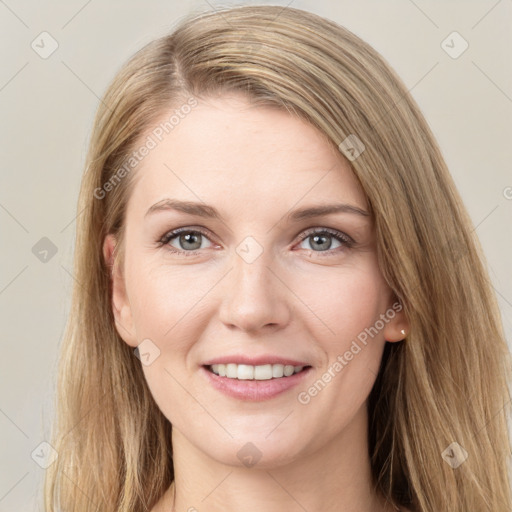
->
xmin=169 ymin=231 xmax=212 ymax=251
xmin=299 ymin=233 xmax=342 ymax=252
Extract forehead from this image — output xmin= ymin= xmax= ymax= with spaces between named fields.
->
xmin=125 ymin=94 xmax=368 ymax=217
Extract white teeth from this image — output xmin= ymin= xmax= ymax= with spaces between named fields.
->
xmin=272 ymin=365 xmax=283 ymax=378
xmin=226 ymin=363 xmax=238 ymax=378
xmin=210 ymin=363 xmax=305 ymax=380
xmin=284 ymin=365 xmax=295 ymax=377
xmin=237 ymin=364 xmax=254 ymax=380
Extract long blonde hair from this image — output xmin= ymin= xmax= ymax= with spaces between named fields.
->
xmin=44 ymin=5 xmax=512 ymax=511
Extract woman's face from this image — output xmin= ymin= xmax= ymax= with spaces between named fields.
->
xmin=105 ymin=93 xmax=407 ymax=468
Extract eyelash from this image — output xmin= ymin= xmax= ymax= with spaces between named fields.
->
xmin=157 ymin=226 xmax=355 ymax=257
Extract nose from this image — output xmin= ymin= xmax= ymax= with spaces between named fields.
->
xmin=218 ymin=249 xmax=292 ymax=333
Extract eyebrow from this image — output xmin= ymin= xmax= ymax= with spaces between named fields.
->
xmin=144 ymin=198 xmax=370 ymax=221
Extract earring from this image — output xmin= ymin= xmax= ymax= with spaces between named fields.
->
xmin=400 ymin=329 xmax=406 ymax=337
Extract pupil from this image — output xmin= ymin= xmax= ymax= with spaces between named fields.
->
xmin=312 ymin=234 xmax=331 ymax=251
xmin=181 ymin=232 xmax=201 ymax=250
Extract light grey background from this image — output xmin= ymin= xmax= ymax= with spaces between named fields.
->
xmin=1 ymin=0 xmax=511 ymax=510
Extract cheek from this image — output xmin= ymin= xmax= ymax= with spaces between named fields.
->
xmin=292 ymin=261 xmax=389 ymax=350
xmin=292 ymin=260 xmax=390 ymax=407
xmin=291 ymin=266 xmax=389 ymax=431
xmin=127 ymin=256 xmax=216 ymax=342
xmin=126 ymin=249 xmax=389 ymax=358
xmin=125 ymin=259 xmax=215 ymax=423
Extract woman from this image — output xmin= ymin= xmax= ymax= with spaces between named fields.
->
xmin=44 ymin=5 xmax=512 ymax=512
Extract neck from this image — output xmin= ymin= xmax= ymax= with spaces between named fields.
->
xmin=168 ymin=403 xmax=393 ymax=512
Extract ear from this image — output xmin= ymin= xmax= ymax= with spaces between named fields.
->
xmin=103 ymin=234 xmax=138 ymax=347
xmin=383 ymin=297 xmax=410 ymax=343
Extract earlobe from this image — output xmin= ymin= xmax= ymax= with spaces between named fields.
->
xmin=384 ymin=323 xmax=410 ymax=343
xmin=103 ymin=234 xmax=138 ymax=347
xmin=383 ymin=299 xmax=410 ymax=343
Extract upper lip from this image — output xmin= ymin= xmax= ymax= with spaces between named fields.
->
xmin=202 ymin=355 xmax=311 ymax=367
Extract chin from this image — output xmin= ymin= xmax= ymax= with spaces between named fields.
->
xmin=203 ymin=435 xmax=305 ymax=470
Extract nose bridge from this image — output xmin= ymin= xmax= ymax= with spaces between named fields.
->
xmin=218 ymin=238 xmax=290 ymax=332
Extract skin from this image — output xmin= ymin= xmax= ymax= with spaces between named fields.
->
xmin=104 ymin=93 xmax=410 ymax=512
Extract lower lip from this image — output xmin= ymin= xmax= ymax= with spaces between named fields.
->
xmin=200 ymin=365 xmax=312 ymax=401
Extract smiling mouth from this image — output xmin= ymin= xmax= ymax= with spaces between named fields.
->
xmin=205 ymin=363 xmax=312 ymax=381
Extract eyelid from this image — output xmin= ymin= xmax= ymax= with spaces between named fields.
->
xmin=158 ymin=225 xmax=355 ymax=255
xmin=295 ymin=227 xmax=354 ymax=244
xmin=158 ymin=226 xmax=217 ymax=248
